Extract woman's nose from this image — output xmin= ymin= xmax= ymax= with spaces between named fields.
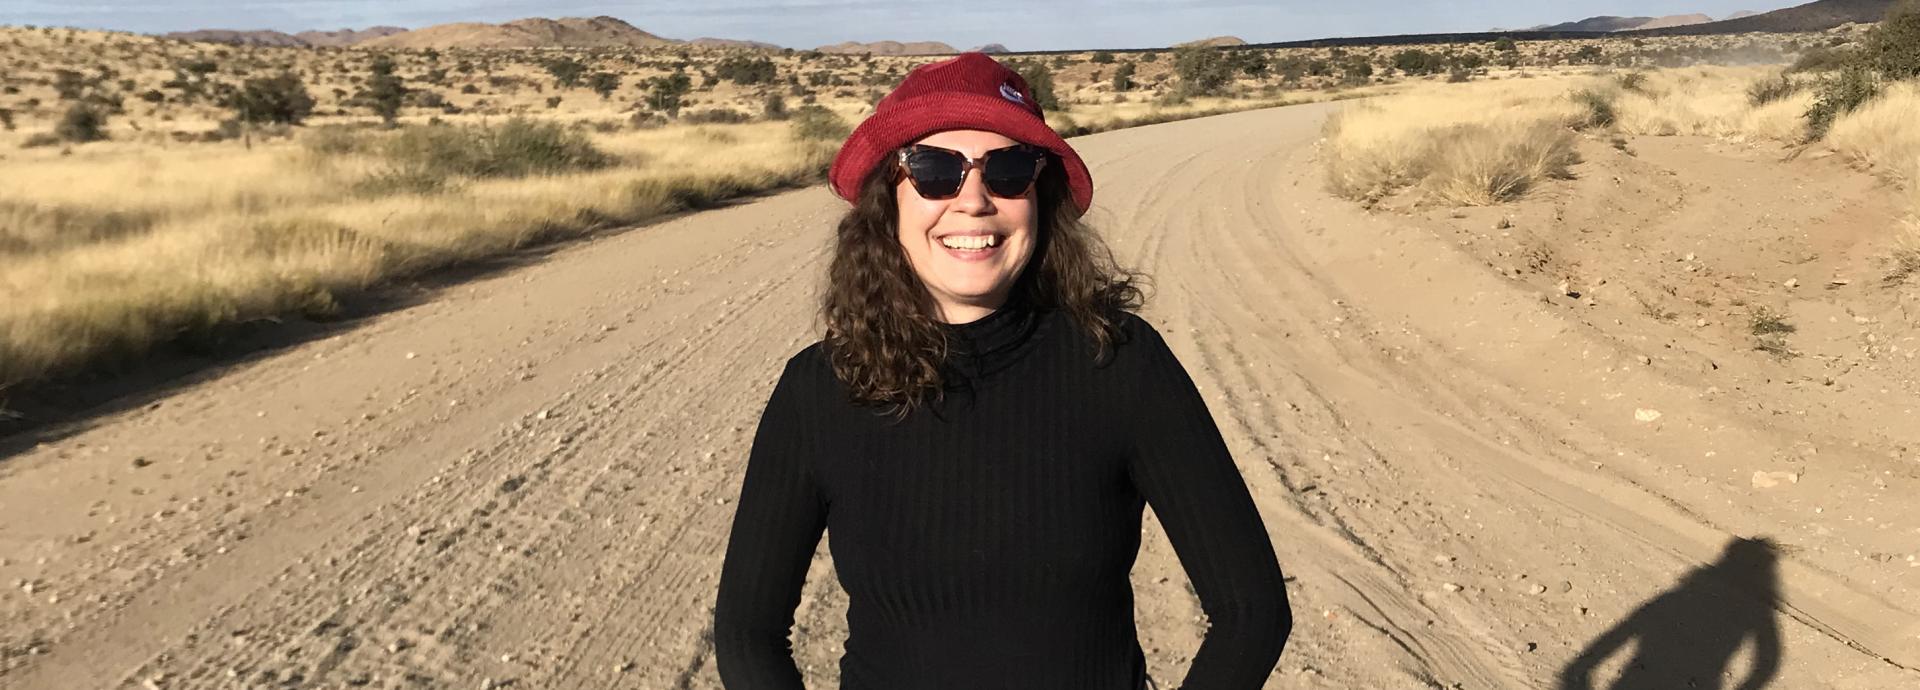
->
xmin=948 ymin=168 xmax=996 ymax=215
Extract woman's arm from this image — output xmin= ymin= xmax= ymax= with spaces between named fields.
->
xmin=1122 ymin=317 xmax=1291 ymax=689
xmin=714 ymin=353 xmax=830 ymax=689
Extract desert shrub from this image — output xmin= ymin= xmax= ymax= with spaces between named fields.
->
xmin=714 ymin=54 xmax=777 ymax=85
xmin=21 ymin=132 xmax=61 ymax=148
xmin=1447 ymin=67 xmax=1473 ymax=83
xmin=1091 ymin=51 xmax=1115 ymax=64
xmin=762 ymin=93 xmax=789 ymax=121
xmin=1172 ymin=45 xmax=1235 ymax=96
xmin=1494 ymin=37 xmax=1518 ymax=52
xmin=546 ymin=95 xmax=563 ymax=109
xmin=1615 ymin=72 xmax=1648 ymax=93
xmin=1746 ymin=73 xmax=1802 ymax=106
xmin=1391 ymin=49 xmax=1445 ymax=76
xmin=1008 ymin=59 xmax=1060 ymax=109
xmin=1865 ymin=0 xmax=1920 ymax=80
xmin=1112 ymin=62 xmax=1136 ymax=91
xmin=544 ymin=57 xmax=587 ymax=88
xmin=55 ymin=103 xmax=108 ymax=142
xmin=366 ymin=55 xmax=406 ymax=124
xmin=0 ymin=108 xmax=12 ymax=131
xmin=681 ymin=108 xmax=751 ymax=124
xmin=461 ymin=84 xmax=481 ymax=94
xmin=1569 ymin=88 xmax=1617 ymax=130
xmin=230 ymin=71 xmax=315 ymax=125
xmin=587 ymin=72 xmax=621 ymax=99
xmin=378 ymin=118 xmax=611 ymax=183
xmin=789 ymin=104 xmax=849 ymax=141
xmin=1805 ymin=65 xmax=1881 ymax=140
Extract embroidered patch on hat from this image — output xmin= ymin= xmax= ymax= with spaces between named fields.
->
xmin=998 ymin=82 xmax=1025 ymax=105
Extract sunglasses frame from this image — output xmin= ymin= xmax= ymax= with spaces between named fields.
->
xmin=893 ymin=143 xmax=1049 ymax=201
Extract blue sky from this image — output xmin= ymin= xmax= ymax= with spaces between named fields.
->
xmin=0 ymin=1 xmax=1801 ymax=50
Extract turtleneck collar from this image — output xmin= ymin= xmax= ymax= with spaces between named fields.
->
xmin=937 ymin=289 xmax=1043 ymax=383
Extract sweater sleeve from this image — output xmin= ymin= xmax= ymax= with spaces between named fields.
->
xmin=714 ymin=352 xmax=829 ymax=689
xmin=1122 ymin=317 xmax=1292 ymax=689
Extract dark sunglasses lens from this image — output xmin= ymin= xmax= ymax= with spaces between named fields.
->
xmin=905 ymin=150 xmax=965 ymax=197
xmin=983 ymin=149 xmax=1044 ymax=196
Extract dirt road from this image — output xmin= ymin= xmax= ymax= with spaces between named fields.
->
xmin=3 ymin=102 xmax=1917 ymax=689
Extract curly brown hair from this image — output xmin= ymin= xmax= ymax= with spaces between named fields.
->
xmin=820 ymin=151 xmax=1149 ymax=421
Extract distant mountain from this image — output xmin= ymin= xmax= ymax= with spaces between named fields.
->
xmin=1539 ymin=16 xmax=1656 ymax=32
xmin=295 ymin=26 xmax=408 ymax=47
xmin=688 ymin=37 xmax=784 ymax=51
xmin=815 ymin=40 xmax=958 ymax=55
xmin=1638 ymin=13 xmax=1716 ymax=29
xmin=161 ymin=29 xmax=306 ymax=46
xmin=361 ymin=16 xmax=676 ymax=49
xmin=1726 ymin=10 xmax=1762 ymax=19
xmin=1175 ymin=36 xmax=1248 ymax=47
xmin=1532 ymin=13 xmax=1715 ymax=32
xmin=1627 ymin=0 xmax=1895 ymax=35
xmin=970 ymin=43 xmax=1011 ymax=54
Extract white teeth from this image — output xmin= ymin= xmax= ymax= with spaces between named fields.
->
xmin=940 ymin=234 xmax=999 ymax=250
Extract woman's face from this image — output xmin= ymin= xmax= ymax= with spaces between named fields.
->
xmin=894 ymin=129 xmax=1040 ymax=324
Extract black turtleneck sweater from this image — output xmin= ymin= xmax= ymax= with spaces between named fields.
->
xmin=713 ymin=294 xmax=1291 ymax=689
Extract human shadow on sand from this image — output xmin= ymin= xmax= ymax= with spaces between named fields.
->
xmin=1558 ymin=536 xmax=1783 ymax=690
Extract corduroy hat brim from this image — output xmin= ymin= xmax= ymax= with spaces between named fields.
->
xmin=829 ymin=92 xmax=1094 ymax=217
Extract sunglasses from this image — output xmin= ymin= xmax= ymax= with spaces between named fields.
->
xmin=894 ymin=143 xmax=1049 ymax=200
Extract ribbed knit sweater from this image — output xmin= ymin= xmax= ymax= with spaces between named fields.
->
xmin=713 ymin=293 xmax=1291 ymax=689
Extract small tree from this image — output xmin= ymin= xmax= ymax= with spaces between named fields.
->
xmin=1172 ymin=45 xmax=1234 ymax=96
xmin=367 ymin=55 xmax=407 ymax=125
xmin=1008 ymin=60 xmax=1059 ymax=110
xmin=587 ymin=72 xmax=621 ymax=100
xmin=762 ymin=93 xmax=789 ymax=120
xmin=644 ymin=72 xmax=692 ymax=117
xmin=545 ymin=57 xmax=588 ymax=88
xmin=1494 ymin=37 xmax=1518 ymax=53
xmin=1111 ymin=62 xmax=1136 ymax=92
xmin=55 ymin=103 xmax=108 ymax=143
xmin=230 ymin=72 xmax=315 ymax=125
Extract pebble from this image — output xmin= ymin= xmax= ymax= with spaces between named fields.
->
xmin=1441 ymin=582 xmax=1463 ymax=593
xmin=131 ymin=457 xmax=151 ymax=468
xmin=1634 ymin=408 xmax=1663 ymax=423
xmin=1529 ymin=583 xmax=1548 ymax=595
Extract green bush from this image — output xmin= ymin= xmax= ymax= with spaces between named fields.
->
xmin=230 ymin=71 xmax=315 ymax=125
xmin=1111 ymin=62 xmax=1136 ymax=92
xmin=1172 ymin=45 xmax=1234 ymax=96
xmin=55 ymin=103 xmax=108 ymax=143
xmin=789 ymin=104 xmax=849 ymax=141
xmin=1391 ymin=49 xmax=1444 ymax=76
xmin=1865 ymin=0 xmax=1920 ymax=80
xmin=1091 ymin=51 xmax=1115 ymax=64
xmin=1804 ymin=65 xmax=1881 ymax=140
xmin=1008 ymin=60 xmax=1060 ymax=109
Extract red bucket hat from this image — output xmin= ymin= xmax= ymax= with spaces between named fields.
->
xmin=828 ymin=52 xmax=1094 ymax=217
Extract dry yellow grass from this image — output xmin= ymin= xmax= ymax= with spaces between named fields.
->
xmin=1825 ymin=81 xmax=1920 ymax=183
xmin=1321 ymin=75 xmax=1585 ymax=205
xmin=1612 ymin=66 xmax=1813 ymax=143
xmin=0 ymin=121 xmax=835 ymax=388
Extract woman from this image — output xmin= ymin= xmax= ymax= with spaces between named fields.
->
xmin=714 ymin=52 xmax=1291 ymax=689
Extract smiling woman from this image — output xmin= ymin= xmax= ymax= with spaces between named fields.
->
xmin=713 ymin=52 xmax=1294 ymax=690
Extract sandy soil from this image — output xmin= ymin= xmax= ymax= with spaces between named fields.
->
xmin=2 ymin=102 xmax=1917 ymax=689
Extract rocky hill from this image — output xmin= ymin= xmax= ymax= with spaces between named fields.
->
xmin=360 ymin=16 xmax=675 ymax=49
xmin=1627 ymin=0 xmax=1895 ymax=35
xmin=294 ymin=26 xmax=408 ymax=47
xmin=970 ymin=43 xmax=1011 ymax=54
xmin=1175 ymin=36 xmax=1248 ymax=47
